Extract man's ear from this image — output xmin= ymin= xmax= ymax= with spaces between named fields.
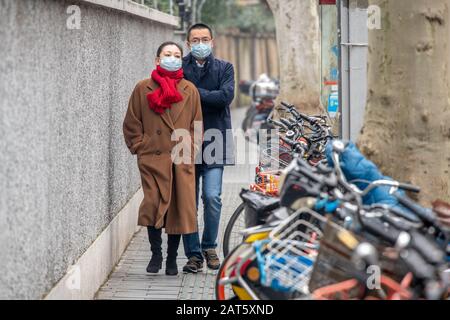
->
xmin=186 ymin=41 xmax=191 ymax=50
xmin=210 ymin=39 xmax=214 ymax=49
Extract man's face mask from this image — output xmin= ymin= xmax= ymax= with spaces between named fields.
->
xmin=159 ymin=56 xmax=182 ymax=72
xmin=191 ymin=42 xmax=212 ymax=60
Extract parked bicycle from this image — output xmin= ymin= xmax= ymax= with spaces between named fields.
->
xmin=222 ymin=102 xmax=333 ymax=257
xmin=216 ymin=139 xmax=449 ymax=300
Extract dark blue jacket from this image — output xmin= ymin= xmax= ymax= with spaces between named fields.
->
xmin=182 ymin=53 xmax=236 ymax=168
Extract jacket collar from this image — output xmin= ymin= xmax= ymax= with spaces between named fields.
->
xmin=146 ymin=78 xmax=190 ymax=130
xmin=183 ymin=52 xmax=215 ymax=69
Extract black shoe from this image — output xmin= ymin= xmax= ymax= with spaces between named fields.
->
xmin=146 ymin=255 xmax=163 ymax=273
xmin=203 ymin=249 xmax=221 ymax=270
xmin=147 ymin=226 xmax=163 ymax=273
xmin=166 ymin=258 xmax=178 ymax=276
xmin=166 ymin=234 xmax=180 ymax=276
xmin=182 ymin=256 xmax=204 ymax=274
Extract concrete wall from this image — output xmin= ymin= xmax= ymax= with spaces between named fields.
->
xmin=0 ymin=0 xmax=178 ymax=299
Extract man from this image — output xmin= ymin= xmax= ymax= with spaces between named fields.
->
xmin=181 ymin=23 xmax=235 ymax=273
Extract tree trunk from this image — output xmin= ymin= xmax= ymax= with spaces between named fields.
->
xmin=358 ymin=0 xmax=450 ymax=205
xmin=267 ymin=0 xmax=323 ymax=115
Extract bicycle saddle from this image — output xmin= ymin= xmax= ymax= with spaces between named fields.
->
xmin=432 ymin=199 xmax=450 ymax=228
xmin=239 ymin=189 xmax=280 ymax=213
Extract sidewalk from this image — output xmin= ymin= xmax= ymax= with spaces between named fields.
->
xmin=95 ymin=107 xmax=253 ymax=300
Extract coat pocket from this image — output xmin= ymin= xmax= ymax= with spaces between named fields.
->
xmin=137 ymin=133 xmax=152 ymax=157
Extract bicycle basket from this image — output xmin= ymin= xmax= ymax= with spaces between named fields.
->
xmin=308 ymin=220 xmax=362 ymax=293
xmin=254 ymin=208 xmax=327 ymax=294
xmin=259 ymin=146 xmax=292 ymax=171
xmin=308 ymin=219 xmax=410 ymax=294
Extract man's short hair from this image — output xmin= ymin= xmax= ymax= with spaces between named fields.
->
xmin=187 ymin=23 xmax=213 ymax=41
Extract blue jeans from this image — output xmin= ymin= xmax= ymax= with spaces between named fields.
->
xmin=183 ymin=166 xmax=224 ymax=260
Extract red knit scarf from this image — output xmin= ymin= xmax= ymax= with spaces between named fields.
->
xmin=147 ymin=65 xmax=184 ymax=115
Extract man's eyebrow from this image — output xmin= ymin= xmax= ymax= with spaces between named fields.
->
xmin=190 ymin=37 xmax=211 ymax=42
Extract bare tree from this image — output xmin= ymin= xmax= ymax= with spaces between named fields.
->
xmin=266 ymin=0 xmax=323 ymax=115
xmin=358 ymin=0 xmax=450 ymax=205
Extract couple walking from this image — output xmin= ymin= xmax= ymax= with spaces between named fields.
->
xmin=122 ymin=24 xmax=235 ymax=276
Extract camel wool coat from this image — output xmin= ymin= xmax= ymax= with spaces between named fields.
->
xmin=123 ymin=77 xmax=203 ymax=234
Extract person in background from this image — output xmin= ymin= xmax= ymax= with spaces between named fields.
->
xmin=123 ymin=41 xmax=203 ymax=276
xmin=181 ymin=23 xmax=236 ymax=273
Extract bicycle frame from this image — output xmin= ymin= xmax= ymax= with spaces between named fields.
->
xmin=217 ymin=226 xmax=273 ymax=300
xmin=217 ymin=208 xmax=326 ymax=300
xmin=312 ymin=274 xmax=414 ymax=300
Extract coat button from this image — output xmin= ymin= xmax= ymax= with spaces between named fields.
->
xmin=156 ymin=150 xmax=161 ymax=155
xmin=156 ymin=130 xmax=162 ymax=135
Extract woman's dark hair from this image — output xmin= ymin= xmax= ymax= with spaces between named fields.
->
xmin=187 ymin=23 xmax=213 ymax=41
xmin=156 ymin=41 xmax=183 ymax=58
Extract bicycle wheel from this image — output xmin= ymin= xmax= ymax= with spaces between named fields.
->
xmin=222 ymin=202 xmax=246 ymax=258
xmin=215 ymin=244 xmax=244 ymax=300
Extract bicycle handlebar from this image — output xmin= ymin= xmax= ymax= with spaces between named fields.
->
xmin=362 ymin=218 xmax=401 ymax=244
xmin=397 ymin=183 xmax=421 ymax=193
xmin=280 ymin=102 xmax=318 ymax=124
xmin=279 ymin=101 xmax=329 ymax=124
xmin=268 ymin=118 xmax=288 ymax=131
xmin=280 ymin=118 xmax=293 ymax=129
xmin=361 ymin=180 xmax=420 ymax=197
xmin=279 ymin=135 xmax=294 ymax=146
xmin=410 ymin=230 xmax=446 ymax=264
xmin=395 ymin=194 xmax=438 ymax=226
xmin=279 ymin=136 xmax=306 ymax=156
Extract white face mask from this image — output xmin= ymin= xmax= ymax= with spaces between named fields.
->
xmin=191 ymin=43 xmax=212 ymax=60
xmin=159 ymin=56 xmax=182 ymax=72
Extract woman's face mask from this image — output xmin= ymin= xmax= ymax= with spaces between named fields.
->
xmin=159 ymin=55 xmax=182 ymax=72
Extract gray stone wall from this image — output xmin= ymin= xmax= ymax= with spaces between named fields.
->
xmin=0 ymin=0 xmax=178 ymax=299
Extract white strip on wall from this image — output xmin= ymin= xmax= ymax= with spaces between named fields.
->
xmin=44 ymin=188 xmax=143 ymax=300
xmin=80 ymin=0 xmax=180 ymax=27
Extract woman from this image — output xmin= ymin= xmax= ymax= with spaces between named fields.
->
xmin=123 ymin=41 xmax=203 ymax=276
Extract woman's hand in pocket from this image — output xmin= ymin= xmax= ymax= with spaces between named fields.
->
xmin=136 ymin=134 xmax=150 ymax=156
